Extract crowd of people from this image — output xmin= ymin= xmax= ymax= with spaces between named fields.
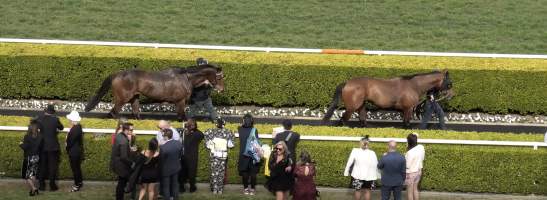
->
xmin=20 ymin=104 xmax=427 ymax=200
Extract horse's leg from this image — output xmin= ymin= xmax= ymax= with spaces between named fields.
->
xmin=174 ymin=100 xmax=187 ymax=122
xmin=341 ymin=108 xmax=355 ymax=126
xmin=109 ymin=98 xmax=124 ymax=119
xmin=358 ymin=105 xmax=368 ymax=127
xmin=402 ymin=108 xmax=413 ymax=129
xmin=129 ymin=95 xmax=141 ymax=120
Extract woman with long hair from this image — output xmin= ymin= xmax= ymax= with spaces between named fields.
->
xmin=19 ymin=119 xmax=43 ymax=196
xmin=293 ymin=150 xmax=318 ymax=200
xmin=344 ymin=135 xmax=378 ymax=200
xmin=266 ymin=141 xmax=293 ymax=200
xmin=138 ymin=138 xmax=160 ymax=200
xmin=179 ymin=118 xmax=204 ymax=193
xmin=237 ymin=114 xmax=261 ymax=195
xmin=405 ymin=133 xmax=425 ymax=200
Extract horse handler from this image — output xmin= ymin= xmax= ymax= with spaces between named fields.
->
xmin=186 ymin=58 xmax=219 ymax=122
xmin=419 ymin=88 xmax=447 ymax=130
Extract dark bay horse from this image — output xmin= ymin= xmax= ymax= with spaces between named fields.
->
xmin=322 ymin=70 xmax=453 ymax=128
xmin=84 ymin=64 xmax=225 ymax=121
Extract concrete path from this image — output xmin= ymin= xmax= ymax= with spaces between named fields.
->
xmin=1 ymin=178 xmax=545 ymax=200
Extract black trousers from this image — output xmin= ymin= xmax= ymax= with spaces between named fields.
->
xmin=69 ymin=155 xmax=83 ymax=186
xmin=116 ymin=176 xmax=128 ymax=200
xmin=179 ymin=159 xmax=197 ymax=190
xmin=39 ymin=151 xmax=59 ymax=186
xmin=419 ymin=100 xmax=446 ymax=129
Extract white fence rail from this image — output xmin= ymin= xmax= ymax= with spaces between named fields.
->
xmin=1 ymin=38 xmax=546 ymax=59
xmin=1 ymin=126 xmax=545 ymax=150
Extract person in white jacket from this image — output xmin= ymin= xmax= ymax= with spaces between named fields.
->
xmin=405 ymin=133 xmax=425 ymax=200
xmin=344 ymin=135 xmax=378 ymax=200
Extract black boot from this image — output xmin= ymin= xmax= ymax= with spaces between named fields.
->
xmin=38 ymin=181 xmax=46 ymax=191
xmin=49 ymin=183 xmax=58 ymax=191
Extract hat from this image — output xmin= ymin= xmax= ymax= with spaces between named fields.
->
xmin=44 ymin=104 xmax=56 ymax=114
xmin=66 ymin=111 xmax=81 ymax=122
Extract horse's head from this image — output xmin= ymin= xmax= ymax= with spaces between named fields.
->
xmin=439 ymin=70 xmax=453 ymax=91
xmin=192 ymin=64 xmax=225 ymax=93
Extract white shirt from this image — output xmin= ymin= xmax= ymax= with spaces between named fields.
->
xmin=344 ymin=148 xmax=379 ymax=181
xmin=405 ymin=144 xmax=425 ymax=173
xmin=156 ymin=127 xmax=180 ymax=145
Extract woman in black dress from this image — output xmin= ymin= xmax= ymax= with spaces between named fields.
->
xmin=138 ymin=138 xmax=160 ymax=200
xmin=266 ymin=141 xmax=294 ymax=200
xmin=238 ymin=114 xmax=261 ymax=195
xmin=20 ymin=119 xmax=43 ymax=196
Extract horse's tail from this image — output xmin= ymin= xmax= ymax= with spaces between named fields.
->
xmin=85 ymin=74 xmax=114 ymax=112
xmin=322 ymin=82 xmax=346 ymax=124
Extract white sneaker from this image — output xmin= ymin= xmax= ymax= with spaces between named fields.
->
xmin=249 ymin=189 xmax=256 ymax=195
xmin=243 ymin=188 xmax=250 ymax=195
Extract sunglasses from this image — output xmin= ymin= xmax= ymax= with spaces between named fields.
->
xmin=275 ymin=147 xmax=283 ymax=151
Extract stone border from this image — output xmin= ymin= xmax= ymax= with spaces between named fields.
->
xmin=0 ymin=98 xmax=545 ymax=124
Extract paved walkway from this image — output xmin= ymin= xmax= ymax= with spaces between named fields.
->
xmin=1 ymin=178 xmax=545 ymax=200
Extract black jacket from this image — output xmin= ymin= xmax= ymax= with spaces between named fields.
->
xmin=238 ymin=127 xmax=260 ymax=172
xmin=272 ymin=130 xmax=300 ymax=163
xmin=190 ymin=85 xmax=212 ymax=103
xmin=20 ymin=134 xmax=43 ymax=157
xmin=66 ymin=124 xmax=84 ymax=158
xmin=36 ymin=114 xmax=64 ymax=151
xmin=111 ymin=132 xmax=133 ymax=178
xmin=178 ymin=128 xmax=204 ymax=178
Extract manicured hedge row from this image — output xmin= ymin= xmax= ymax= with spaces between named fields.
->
xmin=1 ymin=132 xmax=545 ymax=194
xmin=0 ymin=115 xmax=543 ymax=142
xmin=1 ymin=43 xmax=546 ymax=114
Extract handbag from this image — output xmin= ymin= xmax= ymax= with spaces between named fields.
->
xmin=243 ymin=128 xmax=263 ymax=164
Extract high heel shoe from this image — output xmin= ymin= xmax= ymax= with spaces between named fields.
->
xmin=70 ymin=185 xmax=81 ymax=192
xmin=29 ymin=189 xmax=39 ymax=196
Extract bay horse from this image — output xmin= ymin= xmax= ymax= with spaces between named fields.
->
xmin=322 ymin=70 xmax=453 ymax=128
xmin=84 ymin=64 xmax=225 ymax=121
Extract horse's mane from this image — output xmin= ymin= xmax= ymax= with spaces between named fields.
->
xmin=170 ymin=64 xmax=221 ymax=74
xmin=400 ymin=71 xmax=440 ymax=80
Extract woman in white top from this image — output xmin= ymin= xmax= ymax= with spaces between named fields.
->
xmin=344 ymin=135 xmax=378 ymax=200
xmin=405 ymin=133 xmax=425 ymax=200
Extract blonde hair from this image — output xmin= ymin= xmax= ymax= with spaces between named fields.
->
xmin=274 ymin=141 xmax=291 ymax=157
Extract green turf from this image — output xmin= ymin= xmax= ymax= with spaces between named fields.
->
xmin=0 ymin=0 xmax=545 ymax=54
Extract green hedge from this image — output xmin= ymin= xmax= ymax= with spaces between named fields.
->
xmin=1 ymin=43 xmax=546 ymax=114
xmin=0 ymin=115 xmax=543 ymax=141
xmin=1 ymin=132 xmax=545 ymax=195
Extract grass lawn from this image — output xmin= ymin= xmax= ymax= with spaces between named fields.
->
xmin=0 ymin=0 xmax=545 ymax=54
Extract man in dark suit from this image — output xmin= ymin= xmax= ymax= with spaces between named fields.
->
xmin=36 ymin=104 xmax=64 ymax=191
xmin=272 ymin=119 xmax=300 ymax=165
xmin=159 ymin=129 xmax=183 ymax=200
xmin=111 ymin=123 xmax=135 ymax=200
xmin=378 ymin=140 xmax=406 ymax=200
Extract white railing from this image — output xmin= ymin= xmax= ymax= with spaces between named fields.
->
xmin=1 ymin=38 xmax=546 ymax=59
xmin=1 ymin=126 xmax=545 ymax=150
